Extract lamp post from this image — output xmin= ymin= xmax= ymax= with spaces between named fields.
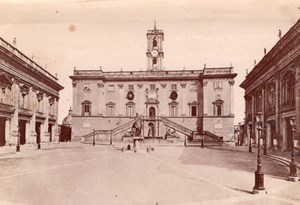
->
xmin=263 ymin=123 xmax=268 ymax=156
xmin=16 ymin=126 xmax=20 ymax=152
xmin=110 ymin=132 xmax=112 ymax=146
xmin=289 ymin=117 xmax=298 ymax=181
xmin=253 ymin=111 xmax=266 ymax=194
xmin=93 ymin=129 xmax=95 ymax=146
xmin=249 ymin=128 xmax=252 ymax=153
xmin=201 ymin=132 xmax=204 ymax=148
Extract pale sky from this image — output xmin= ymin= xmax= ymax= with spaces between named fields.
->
xmin=0 ymin=0 xmax=299 ymax=124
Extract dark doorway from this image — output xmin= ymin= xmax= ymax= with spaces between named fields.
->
xmin=0 ymin=118 xmax=5 ymax=146
xmin=149 ymin=107 xmax=155 ymax=118
xmin=269 ymin=120 xmax=276 ymax=147
xmin=148 ymin=123 xmax=155 ymax=138
xmin=19 ymin=120 xmax=26 ymax=145
xmin=60 ymin=125 xmax=71 ymax=142
xmin=36 ymin=122 xmax=41 ymax=144
xmin=48 ymin=124 xmax=52 ymax=142
xmin=287 ymin=118 xmax=293 ymax=150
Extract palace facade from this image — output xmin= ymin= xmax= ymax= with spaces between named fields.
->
xmin=0 ymin=37 xmax=64 ymax=147
xmin=240 ymin=19 xmax=300 ymax=150
xmin=70 ymin=25 xmax=237 ymax=142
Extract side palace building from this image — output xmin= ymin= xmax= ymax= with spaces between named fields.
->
xmin=240 ymin=19 xmax=300 ymax=150
xmin=0 ymin=37 xmax=64 ymax=147
xmin=70 ymin=24 xmax=237 ymax=142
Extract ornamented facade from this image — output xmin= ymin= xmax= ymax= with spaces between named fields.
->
xmin=0 ymin=37 xmax=64 ymax=146
xmin=70 ymin=24 xmax=237 ymax=141
xmin=240 ymin=19 xmax=300 ymax=150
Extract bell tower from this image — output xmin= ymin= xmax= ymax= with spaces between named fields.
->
xmin=146 ymin=22 xmax=164 ymax=71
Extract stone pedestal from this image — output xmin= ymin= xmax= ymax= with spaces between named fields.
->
xmin=11 ymin=130 xmax=19 ymax=145
xmin=132 ymin=137 xmax=144 ymax=152
xmin=31 ymin=131 xmax=37 ymax=144
xmin=44 ymin=132 xmax=50 ymax=143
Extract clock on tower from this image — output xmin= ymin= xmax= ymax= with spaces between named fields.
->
xmin=146 ymin=22 xmax=164 ymax=71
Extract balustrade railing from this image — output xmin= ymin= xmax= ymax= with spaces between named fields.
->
xmin=0 ymin=37 xmax=57 ymax=82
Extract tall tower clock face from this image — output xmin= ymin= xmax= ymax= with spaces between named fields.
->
xmin=151 ymin=49 xmax=158 ymax=57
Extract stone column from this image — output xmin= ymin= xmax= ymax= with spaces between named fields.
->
xmin=54 ymin=97 xmax=60 ymax=142
xmin=266 ymin=122 xmax=271 ymax=148
xmin=25 ymin=121 xmax=30 ymax=144
xmin=5 ymin=118 xmax=10 ymax=145
xmin=11 ymin=81 xmax=20 ymax=145
xmin=295 ymin=65 xmax=300 ymax=145
xmin=43 ymin=95 xmax=50 ymax=143
xmin=275 ymin=74 xmax=280 ymax=140
xmin=229 ymin=80 xmax=235 ymax=116
xmin=251 ymin=94 xmax=256 ymax=144
xmin=118 ymin=84 xmax=124 ymax=116
xmin=282 ymin=118 xmax=287 ymax=150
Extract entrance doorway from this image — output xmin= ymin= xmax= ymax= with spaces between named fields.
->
xmin=48 ymin=124 xmax=52 ymax=142
xmin=269 ymin=120 xmax=276 ymax=147
xmin=36 ymin=122 xmax=41 ymax=144
xmin=19 ymin=120 xmax=26 ymax=145
xmin=286 ymin=118 xmax=293 ymax=150
xmin=149 ymin=107 xmax=156 ymax=118
xmin=148 ymin=123 xmax=155 ymax=138
xmin=0 ymin=118 xmax=5 ymax=146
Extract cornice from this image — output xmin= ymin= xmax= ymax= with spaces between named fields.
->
xmin=0 ymin=47 xmax=63 ymax=92
xmin=200 ymin=73 xmax=237 ymax=79
xmin=241 ymin=19 xmax=300 ymax=89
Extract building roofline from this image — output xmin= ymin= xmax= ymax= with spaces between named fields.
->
xmin=240 ymin=18 xmax=300 ymax=89
xmin=0 ymin=37 xmax=64 ymax=91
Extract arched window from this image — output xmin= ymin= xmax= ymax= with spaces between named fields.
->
xmin=149 ymin=107 xmax=156 ymax=118
xmin=153 ymin=38 xmax=157 ymax=48
xmin=81 ymin=100 xmax=91 ymax=116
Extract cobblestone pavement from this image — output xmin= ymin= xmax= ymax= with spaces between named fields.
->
xmin=0 ymin=142 xmax=299 ymax=205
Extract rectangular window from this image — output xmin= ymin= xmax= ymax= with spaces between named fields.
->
xmin=84 ymin=105 xmax=90 ymax=116
xmin=150 ymin=84 xmax=156 ymax=90
xmin=108 ymin=85 xmax=115 ymax=92
xmin=214 ymin=82 xmax=223 ymax=89
xmin=171 ymin=84 xmax=177 ymax=90
xmin=126 ymin=106 xmax=135 ymax=117
xmin=191 ymin=106 xmax=197 ymax=116
xmin=214 ymin=104 xmax=222 ymax=116
xmin=170 ymin=106 xmax=177 ymax=117
xmin=128 ymin=84 xmax=134 ymax=91
xmin=106 ymin=106 xmax=115 ymax=116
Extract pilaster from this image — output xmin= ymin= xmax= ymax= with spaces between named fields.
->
xmin=54 ymin=97 xmax=60 ymax=142
xmin=229 ymin=80 xmax=235 ymax=116
xmin=11 ymin=80 xmax=20 ymax=145
xmin=5 ymin=118 xmax=10 ymax=145
xmin=25 ymin=121 xmax=30 ymax=144
xmin=295 ymin=66 xmax=300 ymax=141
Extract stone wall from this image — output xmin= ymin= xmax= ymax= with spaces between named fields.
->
xmin=203 ymin=116 xmax=234 ymax=141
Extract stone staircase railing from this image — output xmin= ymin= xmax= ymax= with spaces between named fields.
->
xmin=160 ymin=117 xmax=194 ymax=137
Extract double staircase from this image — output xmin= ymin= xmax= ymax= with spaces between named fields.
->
xmin=81 ymin=120 xmax=134 ymax=144
xmin=81 ymin=117 xmax=223 ymax=145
